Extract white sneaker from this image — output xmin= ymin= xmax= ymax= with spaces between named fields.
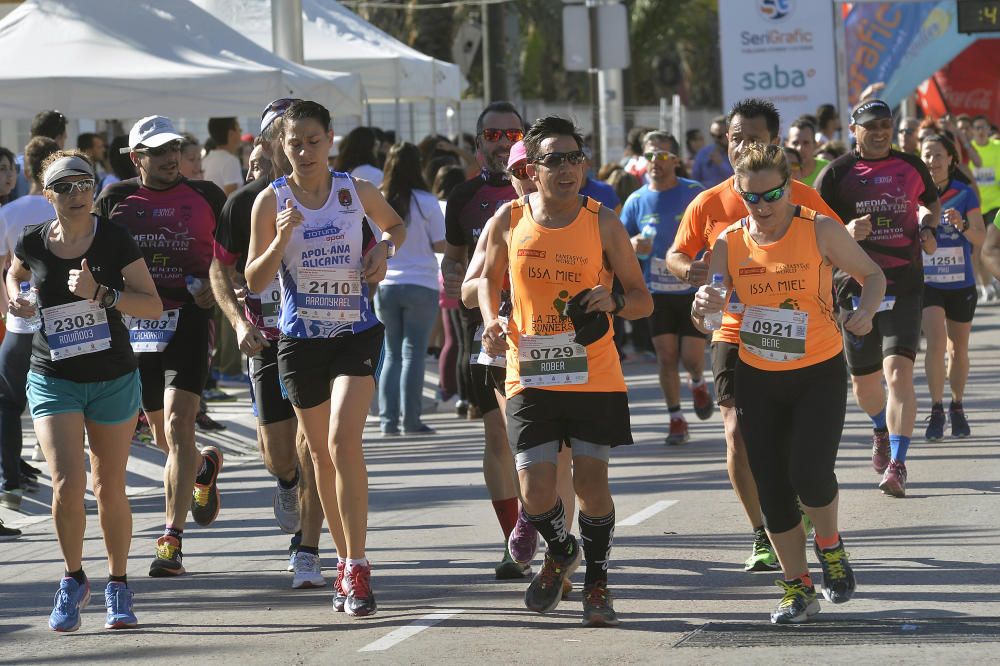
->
xmin=0 ymin=488 xmax=23 ymax=511
xmin=436 ymin=394 xmax=459 ymax=414
xmin=273 ymin=477 xmax=301 ymax=534
xmin=32 ymin=444 xmax=45 ymax=462
xmin=291 ymin=551 xmax=326 ymax=589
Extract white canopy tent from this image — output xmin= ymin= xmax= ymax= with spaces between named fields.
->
xmin=195 ymin=0 xmax=464 ymax=104
xmin=0 ymin=0 xmax=363 ymax=119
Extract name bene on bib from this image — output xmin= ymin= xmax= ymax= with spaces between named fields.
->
xmin=296 ymin=267 xmax=362 ymax=322
xmin=258 ymin=275 xmax=281 ymax=328
xmin=518 ymin=330 xmax=588 ymax=386
xmin=127 ymin=309 xmax=180 ymax=352
xmin=43 ymin=300 xmax=112 ymax=361
xmin=923 ymin=246 xmax=965 ymax=284
xmin=650 ymin=257 xmax=689 ymax=293
xmin=739 ymin=305 xmax=808 ymax=362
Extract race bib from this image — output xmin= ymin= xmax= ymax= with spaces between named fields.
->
xmin=472 ymin=325 xmax=505 ymax=368
xmin=649 ymin=257 xmax=690 ymax=293
xmin=127 ymin=309 xmax=180 ymax=353
xmin=518 ymin=331 xmax=587 ymax=387
xmin=923 ymin=246 xmax=966 ymax=284
xmin=258 ymin=275 xmax=281 ymax=328
xmin=739 ymin=305 xmax=808 ymax=362
xmin=296 ymin=267 xmax=361 ymax=322
xmin=851 ymin=295 xmax=896 ymax=312
xmin=974 ymin=167 xmax=996 ymax=185
xmin=42 ymin=300 xmax=111 ymax=361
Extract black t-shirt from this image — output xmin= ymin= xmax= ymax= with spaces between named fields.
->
xmin=444 ymin=171 xmax=517 ymax=263
xmin=214 ymin=176 xmax=269 ymax=273
xmin=14 ymin=218 xmax=145 ymax=381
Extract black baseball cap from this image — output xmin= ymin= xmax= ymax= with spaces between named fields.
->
xmin=850 ymin=99 xmax=892 ymax=126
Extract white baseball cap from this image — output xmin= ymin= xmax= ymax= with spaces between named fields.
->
xmin=124 ymin=115 xmax=184 ymax=153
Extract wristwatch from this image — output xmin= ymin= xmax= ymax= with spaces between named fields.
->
xmin=611 ymin=293 xmax=626 ymax=315
xmin=382 ymin=240 xmax=396 ymax=258
xmin=99 ymin=287 xmax=118 ymax=310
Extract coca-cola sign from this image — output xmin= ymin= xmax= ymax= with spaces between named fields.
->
xmin=943 ymin=87 xmax=993 ymax=112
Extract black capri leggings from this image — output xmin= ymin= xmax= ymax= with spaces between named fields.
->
xmin=735 ymin=353 xmax=847 ymax=534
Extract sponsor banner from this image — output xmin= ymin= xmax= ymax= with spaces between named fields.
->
xmin=719 ymin=0 xmax=837 ymax=128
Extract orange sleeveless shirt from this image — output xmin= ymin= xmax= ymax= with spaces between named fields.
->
xmin=505 ymin=197 xmax=626 ymax=396
xmin=724 ymin=207 xmax=843 ymax=371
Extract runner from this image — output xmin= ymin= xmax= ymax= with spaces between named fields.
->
xmin=897 ymin=117 xmax=920 ymax=155
xmin=210 ymin=98 xmax=327 ymax=589
xmin=8 ymin=152 xmax=161 ymax=630
xmin=95 ymin=115 xmax=228 ymax=575
xmin=785 ymin=118 xmax=828 ymax=187
xmin=245 ymin=100 xmax=405 ymax=617
xmin=815 ymin=99 xmax=941 ymax=498
xmin=620 ymin=131 xmax=709 ymax=445
xmin=666 ymin=98 xmax=842 ymax=572
xmin=692 ymin=142 xmax=883 ymax=624
xmin=918 ymin=135 xmax=986 ymax=440
xmin=970 ymin=115 xmax=1000 ymax=226
xmin=479 ymin=115 xmax=653 ymax=627
xmin=440 ymin=101 xmax=529 ymax=579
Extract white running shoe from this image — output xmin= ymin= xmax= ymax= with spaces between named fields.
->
xmin=273 ymin=477 xmax=301 ymax=534
xmin=291 ymin=551 xmax=326 ymax=589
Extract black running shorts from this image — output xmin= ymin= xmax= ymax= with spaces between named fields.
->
xmin=136 ymin=303 xmax=211 ymax=412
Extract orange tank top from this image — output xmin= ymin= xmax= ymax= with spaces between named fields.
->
xmin=724 ymin=207 xmax=843 ymax=371
xmin=505 ymin=196 xmax=626 ymax=396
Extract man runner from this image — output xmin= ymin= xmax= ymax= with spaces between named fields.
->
xmin=815 ymin=99 xmax=940 ymax=498
xmin=786 ymin=118 xmax=828 ymax=187
xmin=479 ymin=115 xmax=653 ymax=627
xmin=441 ymin=101 xmax=528 ymax=578
xmin=95 ymin=116 xmax=227 ymax=576
xmin=209 ymin=98 xmax=327 ymax=588
xmin=666 ymin=98 xmax=842 ymax=572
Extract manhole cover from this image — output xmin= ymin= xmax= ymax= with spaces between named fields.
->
xmin=674 ymin=618 xmax=1000 ymax=647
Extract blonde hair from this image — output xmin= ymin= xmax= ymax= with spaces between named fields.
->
xmin=734 ymin=143 xmax=790 ymax=183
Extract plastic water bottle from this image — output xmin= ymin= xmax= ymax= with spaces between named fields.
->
xmin=185 ymin=276 xmax=202 ymax=296
xmin=704 ymin=273 xmax=726 ymax=331
xmin=637 ymin=223 xmax=657 ymax=260
xmin=18 ymin=282 xmax=42 ymax=332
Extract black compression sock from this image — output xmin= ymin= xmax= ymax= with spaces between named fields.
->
xmin=579 ymin=509 xmax=615 ymax=586
xmin=65 ymin=568 xmax=87 ymax=585
xmin=526 ymin=499 xmax=575 ymax=559
xmin=278 ymin=469 xmax=300 ymax=489
xmin=109 ymin=574 xmax=127 ymax=585
xmin=298 ymin=545 xmax=319 ymax=556
xmin=164 ymin=525 xmax=183 ymax=548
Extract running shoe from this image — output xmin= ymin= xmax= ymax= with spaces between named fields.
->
xmin=343 ymin=562 xmax=377 ymax=617
xmin=20 ymin=459 xmax=41 ymax=477
xmin=879 ymin=460 xmax=907 ymax=498
xmin=0 ymin=488 xmax=22 ymax=511
xmin=49 ymin=576 xmax=90 ymax=632
xmin=744 ymin=528 xmax=780 ymax=572
xmin=950 ymin=403 xmax=971 ymax=438
xmin=456 ymin=400 xmax=468 ymax=418
xmin=524 ymin=540 xmax=582 ymax=613
xmin=217 ymin=372 xmax=251 ymax=387
xmin=148 ymin=536 xmax=185 ymax=577
xmin=333 ymin=560 xmax=347 ymax=612
xmin=691 ymin=381 xmax=715 ymax=421
xmin=291 ymin=551 xmax=326 ymax=589
xmin=665 ymin=416 xmax=690 ymax=446
xmin=273 ymin=476 xmax=301 ymax=534
xmin=22 ymin=476 xmax=40 ymax=492
xmin=104 ymin=582 xmax=138 ymax=629
xmin=814 ymin=538 xmax=856 ymax=604
xmin=32 ymin=443 xmax=45 ymax=461
xmin=508 ymin=509 xmax=540 ymax=566
xmin=195 ymin=411 xmax=227 ymax=432
xmin=0 ymin=518 xmax=21 ymax=539
xmin=799 ymin=504 xmax=814 ymax=537
xmin=133 ymin=413 xmax=154 ymax=446
xmin=191 ymin=446 xmax=223 ymax=526
xmin=287 ymin=533 xmax=302 ymax=572
xmin=582 ymin=580 xmax=621 ymax=627
xmin=403 ymin=424 xmax=436 ymax=435
xmin=925 ymin=405 xmax=945 ymax=441
xmin=770 ymin=578 xmax=820 ymax=624
xmin=871 ymin=430 xmax=890 ymax=474
xmin=202 ymin=387 xmax=236 ymax=402
xmin=380 ymin=424 xmax=401 ymax=436
xmin=495 ymin=547 xmax=531 ymax=579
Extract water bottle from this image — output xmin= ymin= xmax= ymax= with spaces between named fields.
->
xmin=704 ymin=273 xmax=726 ymax=331
xmin=18 ymin=282 xmax=42 ymax=332
xmin=185 ymin=276 xmax=202 ymax=296
xmin=637 ymin=223 xmax=657 ymax=260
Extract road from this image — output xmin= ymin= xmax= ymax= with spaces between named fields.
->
xmin=2 ymin=305 xmax=1000 ymax=664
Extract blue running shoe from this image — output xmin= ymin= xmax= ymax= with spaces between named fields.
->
xmin=925 ymin=404 xmax=945 ymax=441
xmin=48 ymin=576 xmax=91 ymax=632
xmin=104 ymin=582 xmax=137 ymax=629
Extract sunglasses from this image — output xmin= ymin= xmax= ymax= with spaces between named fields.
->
xmin=737 ymin=180 xmax=787 ymax=204
xmin=643 ymin=151 xmax=676 ymax=162
xmin=534 ymin=150 xmax=586 ymax=169
xmin=49 ymin=179 xmax=96 ymax=195
xmin=135 ymin=141 xmax=181 ymax=157
xmin=481 ymin=128 xmax=524 ymax=143
xmin=510 ymin=164 xmax=529 ymax=180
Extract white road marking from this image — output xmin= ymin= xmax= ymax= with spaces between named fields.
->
xmin=618 ymin=500 xmax=678 ymax=526
xmin=358 ymin=610 xmax=464 ymax=652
